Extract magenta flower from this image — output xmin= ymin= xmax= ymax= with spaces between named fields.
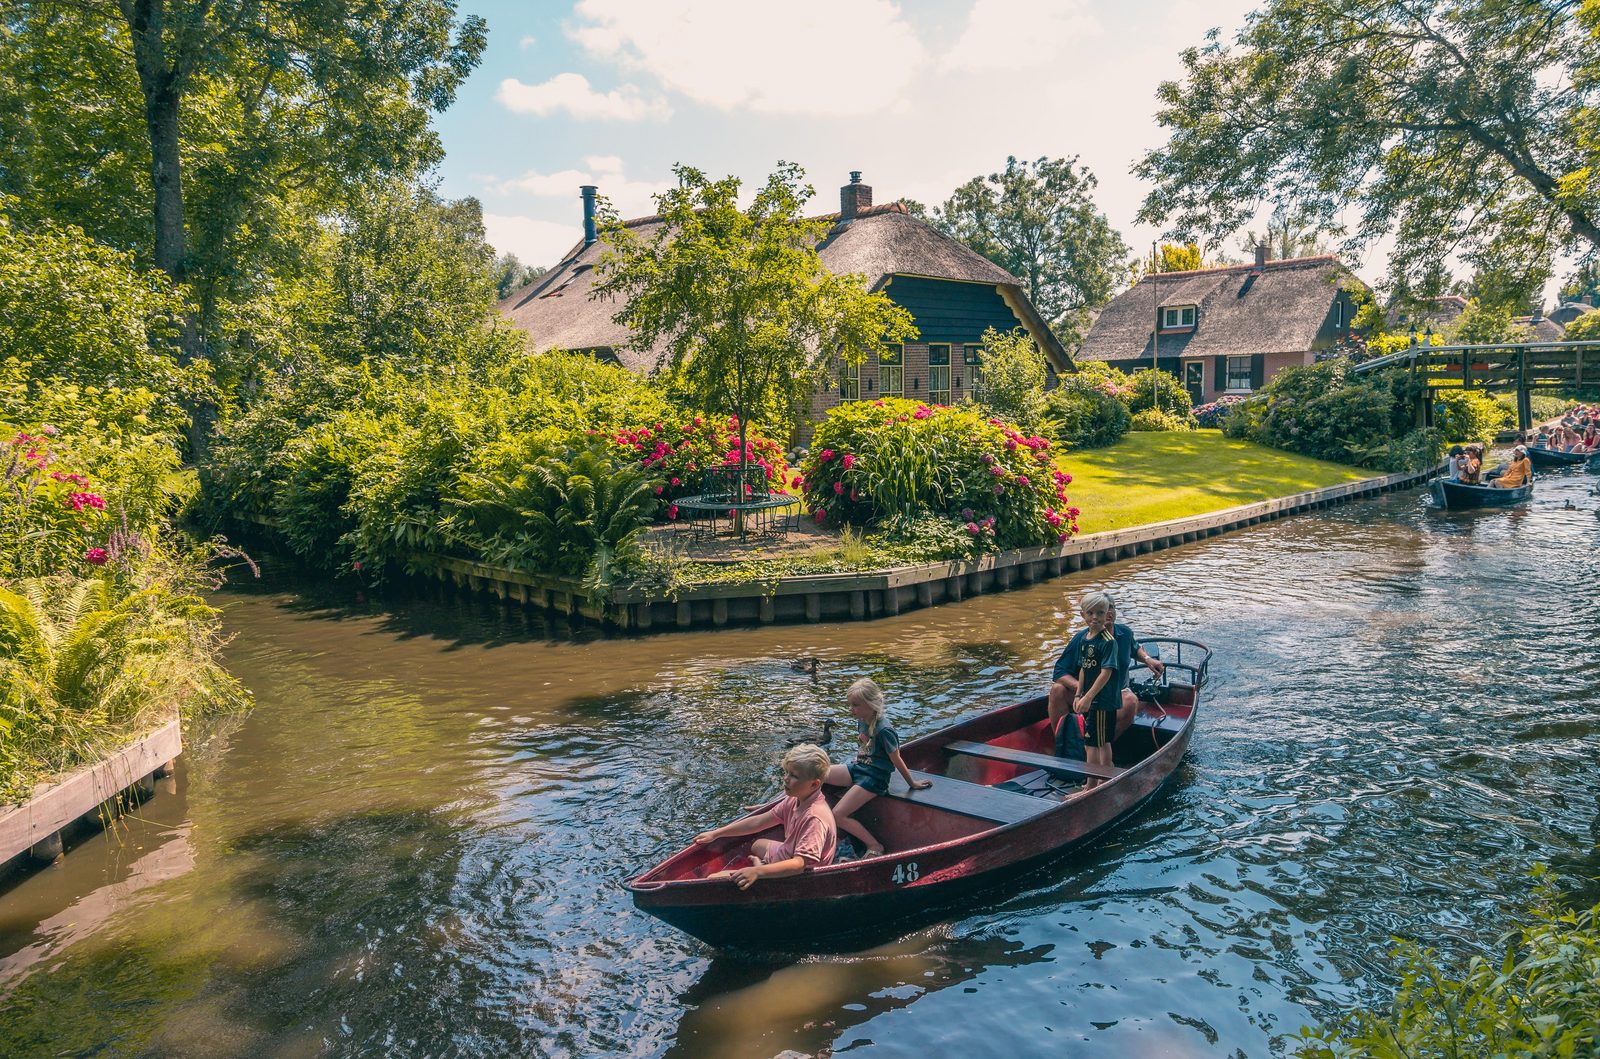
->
xmin=1017 ymin=475 xmax=1030 ymax=487
xmin=841 ymin=454 xmax=855 ymax=470
xmin=833 ymin=481 xmax=844 ymax=495
xmin=670 ymin=477 xmax=681 ymax=486
xmin=961 ymin=508 xmax=974 ymax=520
xmin=814 ymin=509 xmax=827 ymax=523
xmin=849 ymin=488 xmax=858 ymax=502
xmin=84 ymin=547 xmax=108 ymax=566
xmin=965 ymin=522 xmax=980 ymax=535
xmin=66 ymin=492 xmax=106 ymax=512
xmin=668 ymin=505 xmax=679 ymax=519
xmin=993 ymin=484 xmax=1005 ymax=495
xmin=352 ymin=560 xmax=363 ymax=572
xmin=819 ymin=449 xmax=835 ymax=462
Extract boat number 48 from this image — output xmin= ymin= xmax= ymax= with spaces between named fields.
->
xmin=891 ymin=862 xmax=920 ymax=885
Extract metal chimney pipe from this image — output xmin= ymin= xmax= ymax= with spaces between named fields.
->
xmin=581 ymin=185 xmax=599 ymax=247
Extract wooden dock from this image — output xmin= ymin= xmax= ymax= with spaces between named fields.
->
xmin=418 ymin=465 xmax=1434 ymax=631
xmin=0 ymin=718 xmax=180 ymax=871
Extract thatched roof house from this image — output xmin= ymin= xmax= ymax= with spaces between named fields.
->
xmin=1076 ymin=250 xmax=1365 ymax=405
xmin=498 ymin=174 xmax=1068 ymax=428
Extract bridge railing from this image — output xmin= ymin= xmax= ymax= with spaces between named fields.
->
xmin=1348 ymin=340 xmax=1600 ymax=392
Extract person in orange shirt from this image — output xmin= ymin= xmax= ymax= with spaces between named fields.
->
xmin=1490 ymin=446 xmax=1533 ymax=488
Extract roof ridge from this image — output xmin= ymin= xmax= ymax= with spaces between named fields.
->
xmin=1142 ymin=254 xmax=1342 ymax=281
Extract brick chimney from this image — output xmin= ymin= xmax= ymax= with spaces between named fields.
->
xmin=1254 ymin=242 xmax=1268 ymax=269
xmin=840 ymin=171 xmax=872 ymax=220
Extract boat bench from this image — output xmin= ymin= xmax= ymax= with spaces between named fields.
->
xmin=945 ymin=740 xmax=1127 ymax=781
xmin=1129 ymin=711 xmax=1186 ymax=735
xmin=885 ymin=770 xmax=1053 ymax=825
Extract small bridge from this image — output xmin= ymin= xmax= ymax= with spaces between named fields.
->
xmin=1349 ymin=340 xmax=1600 ymax=430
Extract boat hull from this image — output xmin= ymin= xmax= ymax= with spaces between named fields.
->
xmin=1526 ymin=447 xmax=1595 ymax=470
xmin=1430 ymin=477 xmax=1532 ymax=509
xmin=628 ymin=692 xmax=1195 ymax=952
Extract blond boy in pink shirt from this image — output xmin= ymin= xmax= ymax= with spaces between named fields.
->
xmin=695 ymin=744 xmax=836 ymax=889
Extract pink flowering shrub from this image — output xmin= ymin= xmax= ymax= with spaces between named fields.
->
xmin=603 ymin=414 xmax=790 ymax=516
xmin=800 ymin=398 xmax=1080 ymax=550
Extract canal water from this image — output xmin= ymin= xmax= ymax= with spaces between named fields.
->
xmin=2 ymin=468 xmax=1598 ymax=1058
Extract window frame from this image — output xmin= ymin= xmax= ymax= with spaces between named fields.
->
xmin=879 ymin=343 xmax=903 ymax=398
xmin=1225 ymin=355 xmax=1253 ymax=392
xmin=1161 ymin=305 xmax=1196 ymax=329
xmin=839 ymin=360 xmax=860 ymax=401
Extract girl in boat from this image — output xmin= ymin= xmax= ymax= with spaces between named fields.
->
xmin=825 ymin=678 xmax=929 ymax=859
xmin=694 ymin=743 xmax=837 ymax=890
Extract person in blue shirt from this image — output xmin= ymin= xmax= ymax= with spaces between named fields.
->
xmin=1048 ymin=594 xmax=1166 ymax=774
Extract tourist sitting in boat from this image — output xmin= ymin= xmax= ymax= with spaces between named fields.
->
xmin=1585 ymin=424 xmax=1598 ymax=450
xmin=694 ymin=743 xmax=836 ymax=889
xmin=1445 ymin=445 xmax=1466 ymax=480
xmin=824 ymin=678 xmax=930 ymax=859
xmin=1458 ymin=446 xmax=1483 ymax=485
xmin=1532 ymin=428 xmax=1551 ymax=449
xmin=1049 ymin=591 xmax=1124 ymax=787
xmin=1489 ymin=446 xmax=1533 ymax=489
xmin=1049 ymin=595 xmax=1165 ymax=766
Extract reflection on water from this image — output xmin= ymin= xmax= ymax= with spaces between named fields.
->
xmin=2 ymin=468 xmax=1598 ymax=1056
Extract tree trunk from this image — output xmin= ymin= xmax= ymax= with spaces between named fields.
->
xmin=123 ymin=0 xmax=211 ymax=457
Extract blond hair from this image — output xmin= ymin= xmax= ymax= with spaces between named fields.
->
xmin=1079 ymin=590 xmax=1113 ymax=616
xmin=848 ymin=677 xmax=887 ymax=738
xmin=783 ymin=743 xmax=831 ymax=782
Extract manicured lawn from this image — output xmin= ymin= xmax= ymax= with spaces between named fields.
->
xmin=1060 ymin=430 xmax=1371 ymax=534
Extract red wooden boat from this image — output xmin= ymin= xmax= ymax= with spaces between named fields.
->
xmin=627 ymin=639 xmax=1211 ymax=951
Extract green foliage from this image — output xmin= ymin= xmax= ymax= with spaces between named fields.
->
xmin=0 ymin=568 xmax=246 ymax=805
xmin=1041 ymin=373 xmax=1133 ymax=450
xmin=801 ymin=398 xmax=1078 ymax=549
xmin=1433 ymin=390 xmax=1511 ymax=444
xmin=1299 ymin=868 xmax=1600 ymax=1057
xmin=1125 ymin=367 xmax=1194 ymax=418
xmin=1129 ymin=407 xmax=1194 ymax=432
xmin=935 ymin=156 xmax=1131 ymax=344
xmin=493 ymin=253 xmax=545 ymax=300
xmin=595 ymin=162 xmax=917 ymax=444
xmin=1136 ymin=0 xmax=1600 ymax=292
xmin=972 ymin=326 xmax=1047 ymax=426
xmin=1226 ymin=361 xmax=1402 ymax=467
xmin=1565 ymin=309 xmax=1600 ymax=341
xmin=1450 ymin=298 xmax=1529 ymax=345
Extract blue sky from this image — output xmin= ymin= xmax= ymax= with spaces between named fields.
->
xmin=433 ymin=0 xmax=1355 ymax=279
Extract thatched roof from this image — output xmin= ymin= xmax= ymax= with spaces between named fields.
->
xmin=497 ymin=202 xmax=1068 ymax=373
xmin=1077 ymin=255 xmax=1360 ymax=362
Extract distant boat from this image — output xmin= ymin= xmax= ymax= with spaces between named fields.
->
xmin=627 ymin=640 xmax=1211 ymax=952
xmin=1525 ymin=447 xmax=1600 ymax=471
xmin=1429 ymin=477 xmax=1533 ymax=509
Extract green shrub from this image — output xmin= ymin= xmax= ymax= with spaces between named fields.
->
xmin=1234 ymin=360 xmax=1395 ymax=465
xmin=1299 ymin=868 xmax=1600 ymax=1057
xmin=1041 ymin=375 xmax=1132 ymax=449
xmin=972 ymin=325 xmax=1047 ymax=426
xmin=1125 ymin=367 xmax=1194 ymax=418
xmin=1129 ymin=407 xmax=1194 ymax=432
xmin=801 ymin=398 xmax=1078 ymax=549
xmin=1433 ymin=389 xmax=1510 ymax=444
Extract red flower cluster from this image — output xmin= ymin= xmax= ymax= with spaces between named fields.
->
xmin=67 ymin=491 xmax=106 ymax=512
xmin=605 ymin=414 xmax=790 ymax=518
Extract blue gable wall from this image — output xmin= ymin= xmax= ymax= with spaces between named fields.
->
xmin=884 ymin=276 xmax=1023 ymax=343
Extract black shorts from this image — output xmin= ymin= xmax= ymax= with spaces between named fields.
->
xmin=848 ymin=762 xmax=890 ymax=795
xmin=1082 ymin=709 xmax=1117 ymax=748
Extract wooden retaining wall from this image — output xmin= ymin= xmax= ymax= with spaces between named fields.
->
xmin=0 ymin=718 xmax=180 ymax=871
xmin=419 ymin=466 xmax=1434 ymax=631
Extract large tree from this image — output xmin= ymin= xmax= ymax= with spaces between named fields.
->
xmin=1136 ymin=0 xmax=1600 ymax=290
xmin=593 ymin=162 xmax=917 ymax=460
xmin=0 ymin=0 xmax=486 ymax=370
xmin=936 ymin=156 xmax=1129 ymax=347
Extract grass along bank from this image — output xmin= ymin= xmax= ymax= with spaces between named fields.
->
xmin=1061 ymin=430 xmax=1370 ymax=535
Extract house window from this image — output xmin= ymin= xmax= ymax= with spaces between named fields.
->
xmin=1334 ymin=299 xmax=1344 ymax=328
xmin=927 ymin=344 xmax=951 ymax=404
xmin=1226 ymin=355 xmax=1253 ymax=391
xmin=964 ymin=344 xmax=983 ymax=398
xmin=839 ymin=360 xmax=860 ymax=401
xmin=879 ymin=343 xmax=903 ymax=398
xmin=1161 ymin=305 xmax=1196 ymax=329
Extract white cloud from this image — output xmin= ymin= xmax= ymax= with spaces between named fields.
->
xmin=946 ymin=0 xmax=1100 ymax=70
xmin=569 ymin=0 xmax=927 ymax=116
xmin=482 ymin=213 xmax=588 ymax=268
xmin=493 ymin=160 xmax=670 ymax=219
xmin=496 ymin=72 xmax=671 ymax=121
xmin=518 ymin=34 xmax=537 ymax=50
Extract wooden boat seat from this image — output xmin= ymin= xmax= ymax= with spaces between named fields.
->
xmin=885 ymin=770 xmax=1053 ymax=825
xmin=1130 ymin=711 xmax=1186 ymax=734
xmin=946 ymin=740 xmax=1127 ymax=781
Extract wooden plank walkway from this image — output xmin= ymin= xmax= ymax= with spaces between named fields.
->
xmin=0 ymin=718 xmax=180 ymax=866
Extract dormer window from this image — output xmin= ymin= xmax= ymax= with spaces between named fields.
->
xmin=1161 ymin=305 xmax=1196 ymax=329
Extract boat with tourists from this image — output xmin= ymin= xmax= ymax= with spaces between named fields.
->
xmin=1428 ymin=476 xmax=1534 ymax=510
xmin=627 ymin=639 xmax=1211 ymax=951
xmin=1525 ymin=446 xmax=1600 ymax=472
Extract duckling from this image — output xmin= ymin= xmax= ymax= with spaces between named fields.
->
xmin=1563 ymin=499 xmax=1577 ymax=510
xmin=788 ymin=656 xmax=819 ymax=676
xmin=786 ymin=718 xmax=837 ymax=748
